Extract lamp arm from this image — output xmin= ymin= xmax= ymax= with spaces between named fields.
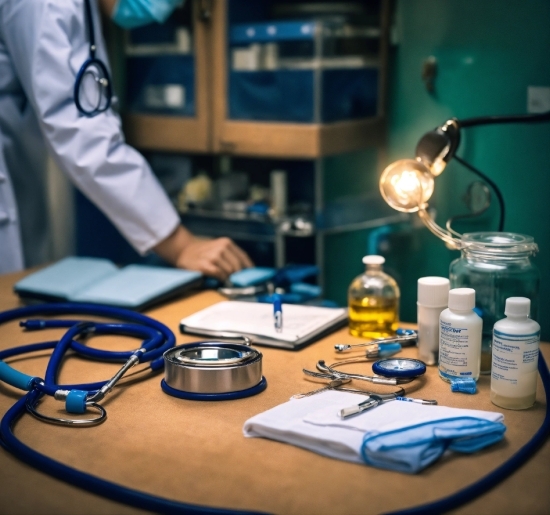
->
xmin=456 ymin=110 xmax=550 ymax=129
xmin=417 ymin=206 xmax=462 ymax=249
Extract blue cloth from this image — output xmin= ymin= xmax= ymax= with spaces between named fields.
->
xmin=361 ymin=416 xmax=506 ymax=474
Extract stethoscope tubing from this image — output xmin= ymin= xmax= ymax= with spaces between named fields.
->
xmin=0 ymin=304 xmax=176 ymax=398
xmin=0 ymin=302 xmax=268 ymax=515
xmin=0 ymin=394 xmax=267 ymax=515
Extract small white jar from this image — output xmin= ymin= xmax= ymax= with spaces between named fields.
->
xmin=417 ymin=277 xmax=450 ymax=365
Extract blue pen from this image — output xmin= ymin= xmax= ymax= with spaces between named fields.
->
xmin=273 ymin=294 xmax=283 ymax=332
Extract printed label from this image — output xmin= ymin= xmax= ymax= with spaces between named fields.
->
xmin=491 ymin=330 xmax=539 ymax=396
xmin=439 ymin=320 xmax=478 ymax=377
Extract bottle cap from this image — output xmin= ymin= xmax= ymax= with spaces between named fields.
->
xmin=505 ymin=297 xmax=530 ymax=317
xmin=362 ymin=255 xmax=385 ymax=266
xmin=417 ymin=277 xmax=450 ymax=307
xmin=448 ymin=288 xmax=475 ymax=311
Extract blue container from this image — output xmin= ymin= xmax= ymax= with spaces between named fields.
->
xmin=228 ymin=20 xmax=379 ymax=123
xmin=126 ymin=55 xmax=195 ymax=116
xmin=229 ymin=68 xmax=377 ymax=123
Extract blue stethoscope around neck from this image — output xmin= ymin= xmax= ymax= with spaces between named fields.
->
xmin=74 ymin=0 xmax=113 ymax=116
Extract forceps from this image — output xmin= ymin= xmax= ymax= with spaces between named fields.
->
xmin=338 ymin=393 xmax=437 ymax=418
xmin=312 ymin=360 xmax=418 ymax=385
xmin=295 ymin=370 xmax=405 ymax=400
xmin=334 ymin=329 xmax=417 ymax=353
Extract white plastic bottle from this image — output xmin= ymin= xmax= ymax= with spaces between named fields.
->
xmin=491 ymin=297 xmax=541 ymax=410
xmin=438 ymin=288 xmax=482 ymax=382
xmin=417 ymin=277 xmax=450 ymax=365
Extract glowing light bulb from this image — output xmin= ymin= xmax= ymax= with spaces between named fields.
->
xmin=379 ymin=159 xmax=435 ymax=212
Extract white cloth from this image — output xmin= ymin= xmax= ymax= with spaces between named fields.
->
xmin=243 ymin=391 xmax=505 ymax=471
xmin=0 ymin=0 xmax=180 ymax=274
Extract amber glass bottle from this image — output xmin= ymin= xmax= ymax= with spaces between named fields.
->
xmin=348 ymin=255 xmax=400 ymax=338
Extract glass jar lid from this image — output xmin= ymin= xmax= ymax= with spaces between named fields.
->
xmin=461 ymin=232 xmax=538 ymax=259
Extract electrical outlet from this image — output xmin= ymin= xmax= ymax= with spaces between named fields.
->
xmin=527 ymin=86 xmax=550 ymax=113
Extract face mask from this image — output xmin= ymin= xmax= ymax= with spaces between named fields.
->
xmin=112 ymin=0 xmax=184 ymax=29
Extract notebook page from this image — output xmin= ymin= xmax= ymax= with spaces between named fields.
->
xmin=180 ymin=301 xmax=347 ymax=343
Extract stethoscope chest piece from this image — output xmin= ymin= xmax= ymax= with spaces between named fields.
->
xmin=372 ymin=358 xmax=427 ymax=378
xmin=161 ymin=341 xmax=266 ymax=400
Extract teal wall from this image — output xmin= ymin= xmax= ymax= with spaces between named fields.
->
xmin=385 ymin=0 xmax=550 ymax=338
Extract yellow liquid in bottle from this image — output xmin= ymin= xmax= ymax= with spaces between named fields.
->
xmin=348 ymin=296 xmax=399 ymax=338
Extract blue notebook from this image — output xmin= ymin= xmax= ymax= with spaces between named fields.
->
xmin=14 ymin=257 xmax=203 ymax=310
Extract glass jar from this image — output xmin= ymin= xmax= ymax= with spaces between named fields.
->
xmin=348 ymin=255 xmax=400 ymax=338
xmin=449 ymin=232 xmax=539 ymax=374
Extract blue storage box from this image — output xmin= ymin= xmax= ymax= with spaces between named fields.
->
xmin=229 ymin=68 xmax=377 ymax=123
xmin=126 ymin=55 xmax=195 ymax=116
xmin=228 ymin=20 xmax=379 ymax=123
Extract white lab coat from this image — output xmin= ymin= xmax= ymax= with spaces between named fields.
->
xmin=0 ymin=0 xmax=180 ymax=274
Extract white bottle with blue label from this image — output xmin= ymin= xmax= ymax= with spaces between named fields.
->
xmin=438 ymin=288 xmax=482 ymax=382
xmin=491 ymin=297 xmax=540 ymax=410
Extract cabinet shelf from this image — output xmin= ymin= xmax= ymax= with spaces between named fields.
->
xmin=124 ymin=113 xmax=386 ymax=157
xmin=123 ymin=114 xmax=210 ymax=153
xmin=216 ymin=116 xmax=386 ymax=158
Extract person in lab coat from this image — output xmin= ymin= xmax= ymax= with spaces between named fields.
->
xmin=0 ymin=0 xmax=253 ymax=279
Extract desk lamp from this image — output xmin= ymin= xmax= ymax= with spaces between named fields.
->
xmin=379 ymin=110 xmax=550 ymax=248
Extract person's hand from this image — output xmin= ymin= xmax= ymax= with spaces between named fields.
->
xmin=153 ymin=225 xmax=253 ymax=281
xmin=175 ymin=235 xmax=253 ymax=281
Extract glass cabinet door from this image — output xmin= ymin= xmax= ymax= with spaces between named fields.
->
xmin=122 ymin=0 xmax=211 ymax=152
xmin=211 ymin=0 xmax=391 ymax=159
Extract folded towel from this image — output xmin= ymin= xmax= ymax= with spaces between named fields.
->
xmin=243 ymin=391 xmax=505 ymax=473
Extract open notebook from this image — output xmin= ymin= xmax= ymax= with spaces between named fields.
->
xmin=14 ymin=257 xmax=203 ymax=310
xmin=179 ymin=300 xmax=348 ymax=350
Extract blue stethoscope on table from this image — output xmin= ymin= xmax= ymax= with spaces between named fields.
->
xmin=0 ymin=302 xmax=267 ymax=515
xmin=1 ymin=304 xmax=549 ymax=515
xmin=74 ymin=0 xmax=113 ymax=116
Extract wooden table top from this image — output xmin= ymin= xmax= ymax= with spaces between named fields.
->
xmin=0 ymin=270 xmax=548 ymax=515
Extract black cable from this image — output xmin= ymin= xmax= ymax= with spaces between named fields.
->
xmin=458 ymin=110 xmax=550 ymax=128
xmin=453 ymin=154 xmax=505 ymax=232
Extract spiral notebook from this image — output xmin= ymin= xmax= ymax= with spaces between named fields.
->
xmin=179 ymin=300 xmax=348 ymax=350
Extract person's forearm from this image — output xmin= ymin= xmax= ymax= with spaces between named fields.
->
xmin=152 ymin=225 xmax=194 ymax=267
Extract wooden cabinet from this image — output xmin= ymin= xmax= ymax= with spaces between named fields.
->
xmin=122 ymin=0 xmax=392 ymax=159
xmin=122 ymin=1 xmax=212 ymax=152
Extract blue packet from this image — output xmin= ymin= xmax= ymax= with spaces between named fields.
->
xmin=450 ymin=377 xmax=477 ymax=394
xmin=229 ymin=267 xmax=276 ymax=287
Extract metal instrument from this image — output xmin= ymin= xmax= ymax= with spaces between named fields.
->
xmin=162 ymin=338 xmax=266 ymax=400
xmin=339 ymin=393 xmax=438 ymax=419
xmin=334 ymin=328 xmax=417 ymax=353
